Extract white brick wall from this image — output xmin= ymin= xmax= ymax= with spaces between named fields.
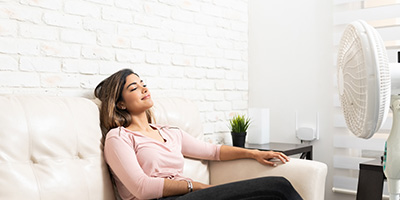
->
xmin=0 ymin=0 xmax=248 ymax=144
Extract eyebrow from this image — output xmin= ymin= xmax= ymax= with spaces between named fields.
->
xmin=126 ymin=80 xmax=143 ymax=89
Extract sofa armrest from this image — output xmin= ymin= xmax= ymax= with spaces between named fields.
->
xmin=209 ymin=158 xmax=327 ymax=200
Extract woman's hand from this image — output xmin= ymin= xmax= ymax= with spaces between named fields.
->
xmin=252 ymin=150 xmax=290 ymax=167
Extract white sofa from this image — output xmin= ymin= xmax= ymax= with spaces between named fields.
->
xmin=0 ymin=95 xmax=327 ymax=200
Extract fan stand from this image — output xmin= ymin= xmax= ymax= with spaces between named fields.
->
xmin=385 ymin=95 xmax=400 ymax=200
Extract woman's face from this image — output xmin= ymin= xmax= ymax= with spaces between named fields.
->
xmin=119 ymin=74 xmax=153 ymax=115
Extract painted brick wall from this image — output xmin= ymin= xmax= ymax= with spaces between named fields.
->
xmin=0 ymin=0 xmax=248 ymax=144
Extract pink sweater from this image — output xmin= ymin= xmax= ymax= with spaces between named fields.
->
xmin=104 ymin=125 xmax=221 ymax=200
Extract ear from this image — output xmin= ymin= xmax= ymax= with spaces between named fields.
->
xmin=117 ymin=101 xmax=126 ymax=110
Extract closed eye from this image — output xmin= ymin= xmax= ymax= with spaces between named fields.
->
xmin=127 ymin=80 xmax=146 ymax=92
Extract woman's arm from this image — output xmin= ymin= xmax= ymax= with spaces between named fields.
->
xmin=219 ymin=145 xmax=290 ymax=166
xmin=180 ymin=128 xmax=221 ymax=160
xmin=178 ymin=128 xmax=289 ymax=167
xmin=162 ymin=179 xmax=212 ymax=197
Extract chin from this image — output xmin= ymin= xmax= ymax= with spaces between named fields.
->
xmin=147 ymin=99 xmax=154 ymax=108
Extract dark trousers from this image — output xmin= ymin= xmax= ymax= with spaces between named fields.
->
xmin=158 ymin=176 xmax=303 ymax=200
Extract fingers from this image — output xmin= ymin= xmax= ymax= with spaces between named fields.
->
xmin=255 ymin=151 xmax=290 ymax=167
xmin=266 ymin=151 xmax=290 ymax=166
xmin=277 ymin=152 xmax=290 ymax=163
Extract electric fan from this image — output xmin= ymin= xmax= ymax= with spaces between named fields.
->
xmin=337 ymin=20 xmax=400 ymax=200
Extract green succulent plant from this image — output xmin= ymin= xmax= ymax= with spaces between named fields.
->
xmin=229 ymin=114 xmax=251 ymax=133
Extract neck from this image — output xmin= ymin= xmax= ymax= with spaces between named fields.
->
xmin=127 ymin=111 xmax=153 ymax=132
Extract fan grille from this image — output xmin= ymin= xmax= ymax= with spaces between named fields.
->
xmin=337 ymin=24 xmax=367 ymax=137
xmin=372 ymin=27 xmax=390 ymax=131
xmin=337 ymin=20 xmax=390 ymax=138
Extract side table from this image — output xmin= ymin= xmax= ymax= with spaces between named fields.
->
xmin=356 ymin=159 xmax=385 ymax=200
xmin=246 ymin=142 xmax=313 ymax=160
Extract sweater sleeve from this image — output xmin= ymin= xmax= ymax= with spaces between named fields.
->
xmin=104 ymin=135 xmax=164 ymax=199
xmin=180 ymin=129 xmax=221 ymax=161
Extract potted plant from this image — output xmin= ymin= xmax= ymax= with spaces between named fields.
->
xmin=229 ymin=114 xmax=251 ymax=147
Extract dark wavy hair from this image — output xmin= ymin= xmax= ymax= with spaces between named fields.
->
xmin=94 ymin=68 xmax=153 ymax=135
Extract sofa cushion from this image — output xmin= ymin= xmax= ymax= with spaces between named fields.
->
xmin=0 ymin=95 xmax=114 ymax=200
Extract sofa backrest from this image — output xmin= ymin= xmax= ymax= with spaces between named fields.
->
xmin=152 ymin=97 xmax=210 ymax=184
xmin=0 ymin=95 xmax=115 ymax=200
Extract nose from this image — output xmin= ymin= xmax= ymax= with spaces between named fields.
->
xmin=141 ymin=85 xmax=148 ymax=94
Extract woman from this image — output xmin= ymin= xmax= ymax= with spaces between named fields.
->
xmin=94 ymin=68 xmax=303 ymax=200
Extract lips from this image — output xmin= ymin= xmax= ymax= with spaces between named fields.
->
xmin=141 ymin=94 xmax=151 ymax=100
